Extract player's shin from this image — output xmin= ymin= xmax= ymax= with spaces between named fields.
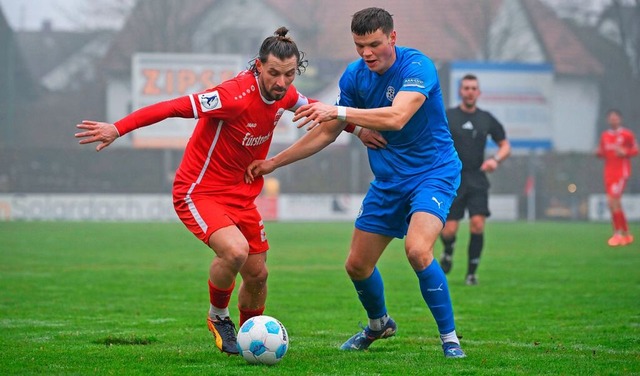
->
xmin=415 ymin=259 xmax=457 ymax=337
xmin=351 ymin=266 xmax=387 ymax=329
xmin=467 ymin=233 xmax=483 ymax=275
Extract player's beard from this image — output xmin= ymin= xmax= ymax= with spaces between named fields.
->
xmin=462 ymin=98 xmax=476 ymax=110
xmin=266 ymin=86 xmax=286 ymax=101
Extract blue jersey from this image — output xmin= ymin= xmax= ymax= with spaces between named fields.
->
xmin=338 ymin=46 xmax=459 ymax=181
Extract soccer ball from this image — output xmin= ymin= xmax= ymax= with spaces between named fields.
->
xmin=236 ymin=315 xmax=288 ymax=365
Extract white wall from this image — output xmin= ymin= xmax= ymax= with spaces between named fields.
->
xmin=551 ymin=76 xmax=600 ymax=152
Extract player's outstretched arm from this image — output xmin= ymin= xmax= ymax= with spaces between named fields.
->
xmin=245 ymin=120 xmax=344 ymax=183
xmin=75 ymin=120 xmax=120 ymax=151
xmin=308 ymin=118 xmax=387 ymax=149
xmin=293 ymin=91 xmax=424 ymax=131
xmin=75 ymin=97 xmax=195 ymax=151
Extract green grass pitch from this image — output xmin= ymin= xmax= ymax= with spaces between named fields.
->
xmin=1 ymin=221 xmax=638 ymax=375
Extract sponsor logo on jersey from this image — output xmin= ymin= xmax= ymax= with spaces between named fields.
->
xmin=403 ymin=77 xmax=425 ymax=89
xmin=242 ymin=131 xmax=272 ymax=147
xmin=462 ymin=121 xmax=474 ymax=130
xmin=247 ymin=122 xmax=257 ymax=128
xmin=198 ymin=91 xmax=222 ymax=112
xmin=386 ymin=86 xmax=396 ymax=101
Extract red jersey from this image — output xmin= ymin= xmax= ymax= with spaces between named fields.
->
xmin=115 ymin=70 xmax=309 ymax=205
xmin=597 ymin=127 xmax=638 ymax=180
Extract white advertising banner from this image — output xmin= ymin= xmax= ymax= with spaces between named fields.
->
xmin=449 ymin=62 xmax=554 ymax=150
xmin=588 ymin=194 xmax=640 ymax=221
xmin=0 ymin=194 xmax=519 ymax=222
xmin=489 ymin=195 xmax=518 ymax=221
xmin=0 ymin=194 xmax=177 ymax=221
xmin=131 ymin=53 xmax=244 ymax=148
xmin=277 ymin=194 xmax=364 ymax=221
xmin=0 ymin=194 xmax=366 ymax=222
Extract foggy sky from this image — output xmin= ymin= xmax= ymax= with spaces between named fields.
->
xmin=1 ymin=0 xmax=88 ymax=31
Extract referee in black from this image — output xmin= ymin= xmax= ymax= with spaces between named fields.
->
xmin=440 ymin=74 xmax=511 ymax=285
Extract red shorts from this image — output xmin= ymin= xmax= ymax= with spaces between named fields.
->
xmin=173 ymin=194 xmax=269 ymax=254
xmin=604 ymin=175 xmax=628 ymax=198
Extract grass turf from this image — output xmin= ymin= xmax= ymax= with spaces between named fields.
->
xmin=0 ymin=221 xmax=638 ymax=375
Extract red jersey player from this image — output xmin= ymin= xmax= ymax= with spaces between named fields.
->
xmin=74 ymin=27 xmax=379 ymax=356
xmin=596 ymin=109 xmax=638 ymax=246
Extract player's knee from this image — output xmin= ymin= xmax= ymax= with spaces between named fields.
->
xmin=470 ymin=223 xmax=485 ymax=234
xmin=405 ymin=246 xmax=433 ymax=270
xmin=469 ymin=216 xmax=486 ymax=233
xmin=244 ymin=267 xmax=268 ymax=288
xmin=440 ymin=231 xmax=455 ymax=242
xmin=441 ymin=221 xmax=458 ymax=238
xmin=344 ymin=259 xmax=371 ymax=280
xmin=220 ymin=246 xmax=250 ymax=270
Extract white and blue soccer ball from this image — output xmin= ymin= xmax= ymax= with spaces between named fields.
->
xmin=236 ymin=315 xmax=288 ymax=365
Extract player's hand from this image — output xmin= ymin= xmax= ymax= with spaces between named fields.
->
xmin=615 ymin=145 xmax=626 ymax=157
xmin=480 ymin=158 xmax=499 ymax=172
xmin=245 ymin=159 xmax=276 ymax=184
xmin=293 ymin=102 xmax=338 ymax=130
xmin=75 ymin=120 xmax=119 ymax=151
xmin=358 ymin=128 xmax=387 ymax=149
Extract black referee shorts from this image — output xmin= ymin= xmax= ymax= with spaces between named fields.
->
xmin=447 ymin=171 xmax=491 ymax=220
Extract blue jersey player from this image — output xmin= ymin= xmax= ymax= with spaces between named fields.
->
xmin=246 ymin=7 xmax=465 ymax=358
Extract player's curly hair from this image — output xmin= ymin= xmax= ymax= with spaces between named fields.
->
xmin=249 ymin=27 xmax=308 ymax=75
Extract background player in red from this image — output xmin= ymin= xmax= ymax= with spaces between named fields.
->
xmin=596 ymin=109 xmax=638 ymax=247
xmin=75 ymin=27 xmax=378 ymax=356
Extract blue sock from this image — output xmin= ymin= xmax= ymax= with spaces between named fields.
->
xmin=416 ymin=259 xmax=455 ymax=334
xmin=351 ymin=266 xmax=387 ymax=319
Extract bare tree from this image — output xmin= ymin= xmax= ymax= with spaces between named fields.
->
xmin=539 ymin=0 xmax=605 ymax=25
xmin=488 ymin=0 xmax=547 ymax=62
xmin=541 ymin=0 xmax=639 ymax=77
xmin=608 ymin=0 xmax=640 ymax=77
xmin=589 ymin=0 xmax=640 ymax=78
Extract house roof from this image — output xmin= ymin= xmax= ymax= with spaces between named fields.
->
xmin=268 ymin=0 xmax=503 ymax=62
xmin=522 ymin=0 xmax=603 ymax=75
xmin=102 ymin=0 xmax=602 ymax=76
xmin=101 ymin=0 xmax=217 ymax=74
xmin=17 ymin=29 xmax=113 ymax=81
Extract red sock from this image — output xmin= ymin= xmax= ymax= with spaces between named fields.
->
xmin=611 ymin=210 xmax=621 ymax=232
xmin=208 ymin=280 xmax=235 ymax=309
xmin=239 ymin=306 xmax=265 ymax=327
xmin=615 ymin=210 xmax=629 ymax=232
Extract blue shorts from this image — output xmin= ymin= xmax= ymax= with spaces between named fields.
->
xmin=355 ymin=164 xmax=461 ymax=239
